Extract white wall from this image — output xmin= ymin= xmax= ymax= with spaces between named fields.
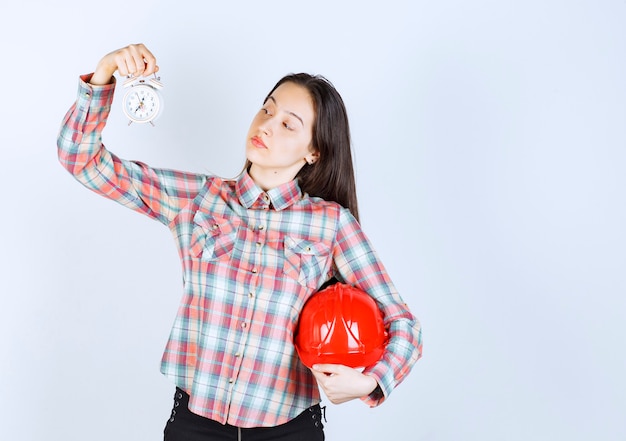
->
xmin=2 ymin=1 xmax=625 ymax=439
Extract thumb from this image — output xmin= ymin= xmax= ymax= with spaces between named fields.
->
xmin=312 ymin=363 xmax=343 ymax=375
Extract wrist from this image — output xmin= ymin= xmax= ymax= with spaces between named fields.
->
xmin=90 ymin=71 xmax=115 ymax=86
xmin=91 ymin=60 xmax=116 ymax=86
xmin=366 ymin=375 xmax=379 ymax=395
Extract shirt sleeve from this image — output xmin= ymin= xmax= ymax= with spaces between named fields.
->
xmin=332 ymin=208 xmax=423 ymax=407
xmin=57 ymin=74 xmax=207 ymax=225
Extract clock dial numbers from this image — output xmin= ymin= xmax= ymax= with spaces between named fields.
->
xmin=122 ymin=78 xmax=164 ymax=125
xmin=126 ymin=88 xmax=156 ymax=119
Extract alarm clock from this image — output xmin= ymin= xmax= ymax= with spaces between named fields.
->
xmin=122 ymin=74 xmax=164 ymax=126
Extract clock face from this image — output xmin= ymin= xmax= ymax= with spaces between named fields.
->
xmin=122 ymin=84 xmax=162 ymax=123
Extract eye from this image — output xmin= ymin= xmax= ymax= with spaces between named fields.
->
xmin=283 ymin=121 xmax=294 ymax=131
xmin=261 ymin=107 xmax=272 ymax=116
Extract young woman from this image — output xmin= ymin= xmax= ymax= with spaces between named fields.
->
xmin=58 ymin=43 xmax=422 ymax=441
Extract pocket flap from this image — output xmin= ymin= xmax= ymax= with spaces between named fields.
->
xmin=284 ymin=236 xmax=330 ymax=256
xmin=192 ymin=212 xmax=236 ymax=235
xmin=190 ymin=213 xmax=238 ymax=258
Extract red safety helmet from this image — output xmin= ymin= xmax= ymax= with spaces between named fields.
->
xmin=295 ymin=283 xmax=388 ymax=369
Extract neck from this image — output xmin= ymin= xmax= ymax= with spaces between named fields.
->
xmin=248 ymin=164 xmax=302 ymax=191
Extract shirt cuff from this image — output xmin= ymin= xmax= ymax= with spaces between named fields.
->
xmin=360 ymin=373 xmax=387 ymax=407
xmin=77 ymin=73 xmax=116 ymax=108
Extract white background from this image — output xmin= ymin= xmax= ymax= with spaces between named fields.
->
xmin=1 ymin=1 xmax=625 ymax=440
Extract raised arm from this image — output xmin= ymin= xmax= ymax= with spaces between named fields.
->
xmin=57 ymin=44 xmax=207 ymax=225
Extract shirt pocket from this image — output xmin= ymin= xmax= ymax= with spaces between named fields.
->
xmin=283 ymin=236 xmax=331 ymax=288
xmin=189 ymin=212 xmax=237 ymax=261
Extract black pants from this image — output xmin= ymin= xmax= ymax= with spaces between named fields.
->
xmin=164 ymin=388 xmax=325 ymax=441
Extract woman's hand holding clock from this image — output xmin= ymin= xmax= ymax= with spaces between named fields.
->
xmin=91 ymin=43 xmax=159 ymax=86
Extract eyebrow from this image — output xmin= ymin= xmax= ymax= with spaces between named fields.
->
xmin=267 ymin=96 xmax=304 ymax=127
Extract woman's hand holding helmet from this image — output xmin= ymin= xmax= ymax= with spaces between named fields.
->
xmin=310 ymin=364 xmax=379 ymax=405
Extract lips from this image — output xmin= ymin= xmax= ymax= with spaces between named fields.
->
xmin=251 ymin=136 xmax=267 ymax=149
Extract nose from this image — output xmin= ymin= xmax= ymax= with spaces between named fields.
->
xmin=258 ymin=113 xmax=276 ymax=136
xmin=260 ymin=122 xmax=273 ymax=136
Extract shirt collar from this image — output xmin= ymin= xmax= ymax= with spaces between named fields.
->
xmin=236 ymin=170 xmax=302 ymax=211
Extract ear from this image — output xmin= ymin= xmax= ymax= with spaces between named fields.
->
xmin=305 ymin=150 xmax=320 ymax=165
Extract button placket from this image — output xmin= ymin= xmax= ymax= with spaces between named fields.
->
xmin=227 ymin=214 xmax=262 ymax=396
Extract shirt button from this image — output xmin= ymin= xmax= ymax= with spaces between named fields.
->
xmin=256 ymin=241 xmax=262 ymax=246
xmin=235 ymin=352 xmax=241 ymax=357
xmin=258 ymin=225 xmax=265 ymax=230
xmin=241 ymin=322 xmax=248 ymax=329
xmin=248 ymin=292 xmax=254 ymax=298
xmin=229 ymin=378 xmax=234 ymax=383
xmin=251 ymin=268 xmax=257 ymax=274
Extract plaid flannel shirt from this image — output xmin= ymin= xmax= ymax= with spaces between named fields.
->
xmin=57 ymin=74 xmax=422 ymax=428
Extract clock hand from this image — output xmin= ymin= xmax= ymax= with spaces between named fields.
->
xmin=133 ymin=91 xmax=146 ymax=112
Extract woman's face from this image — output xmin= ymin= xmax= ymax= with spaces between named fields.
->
xmin=246 ymin=82 xmax=318 ymax=186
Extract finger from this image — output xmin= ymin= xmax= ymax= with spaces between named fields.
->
xmin=312 ymin=364 xmax=344 ymax=375
xmin=113 ymin=45 xmax=141 ymax=77
xmin=120 ymin=57 xmax=133 ymax=77
xmin=140 ymin=46 xmax=158 ymax=76
xmin=126 ymin=45 xmax=147 ymax=76
xmin=130 ymin=43 xmax=158 ymax=77
xmin=309 ymin=368 xmax=325 ymax=382
xmin=112 ymin=50 xmax=134 ymax=77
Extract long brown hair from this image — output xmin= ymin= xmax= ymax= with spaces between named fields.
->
xmin=245 ymin=73 xmax=360 ymax=223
